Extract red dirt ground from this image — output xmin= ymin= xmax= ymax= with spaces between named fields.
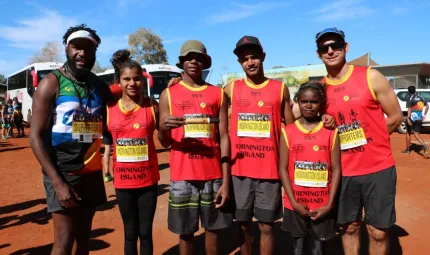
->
xmin=1 ymin=132 xmax=429 ymax=254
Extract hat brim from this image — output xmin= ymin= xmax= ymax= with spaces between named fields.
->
xmin=176 ymin=50 xmax=212 ymax=70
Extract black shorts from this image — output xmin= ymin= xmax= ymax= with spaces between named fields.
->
xmin=282 ymin=208 xmax=337 ymax=241
xmin=43 ymin=170 xmax=107 ymax=213
xmin=168 ymin=179 xmax=233 ymax=235
xmin=406 ymin=119 xmax=423 ymax=133
xmin=232 ymin=176 xmax=282 ymax=223
xmin=337 ymin=166 xmax=396 ymax=229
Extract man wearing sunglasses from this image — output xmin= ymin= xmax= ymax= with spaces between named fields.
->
xmin=316 ymin=27 xmax=403 ymax=255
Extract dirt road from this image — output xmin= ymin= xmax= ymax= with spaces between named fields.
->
xmin=1 ymin=133 xmax=429 ymax=254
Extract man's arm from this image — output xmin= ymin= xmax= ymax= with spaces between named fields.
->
xmin=370 ymin=69 xmax=403 ymax=134
xmin=30 ymin=73 xmax=80 ymax=208
xmin=282 ymin=84 xmax=295 ymax=125
xmin=157 ymin=89 xmax=185 ymax=148
xmin=215 ymin=92 xmax=231 ymax=208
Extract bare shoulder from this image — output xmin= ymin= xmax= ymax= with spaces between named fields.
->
xmin=369 ymin=68 xmax=390 ymax=93
xmin=35 ymin=72 xmax=59 ymax=99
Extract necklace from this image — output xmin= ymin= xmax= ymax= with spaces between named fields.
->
xmin=63 ymin=63 xmax=88 ymax=86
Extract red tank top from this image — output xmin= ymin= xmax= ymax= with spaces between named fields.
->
xmin=230 ymin=78 xmax=284 ymax=179
xmin=282 ymin=122 xmax=337 ymax=210
xmin=167 ymin=81 xmax=223 ymax=181
xmin=107 ymin=99 xmax=160 ymax=189
xmin=324 ymin=65 xmax=395 ymax=176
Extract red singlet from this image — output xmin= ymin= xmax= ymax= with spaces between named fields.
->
xmin=230 ymin=78 xmax=284 ymax=179
xmin=282 ymin=122 xmax=337 ymax=210
xmin=107 ymin=99 xmax=160 ymax=189
xmin=167 ymin=81 xmax=223 ymax=181
xmin=324 ymin=65 xmax=395 ymax=176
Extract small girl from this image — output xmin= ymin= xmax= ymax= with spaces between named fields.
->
xmin=279 ymin=81 xmax=341 ymax=255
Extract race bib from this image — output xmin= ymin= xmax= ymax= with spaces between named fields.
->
xmin=72 ymin=114 xmax=102 ymax=143
xmin=411 ymin=112 xmax=423 ymax=122
xmin=294 ymin=161 xmax=328 ymax=188
xmin=116 ymin=138 xmax=149 ymax=162
xmin=338 ymin=121 xmax=367 ymax=150
xmin=237 ymin=113 xmax=271 ymax=138
xmin=184 ymin=114 xmax=214 ymax=138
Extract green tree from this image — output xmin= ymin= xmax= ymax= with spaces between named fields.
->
xmin=91 ymin=61 xmax=108 ymax=74
xmin=0 ymin=74 xmax=5 ymax=84
xmin=128 ymin=28 xmax=168 ymax=64
xmin=29 ymin=41 xmax=63 ymax=64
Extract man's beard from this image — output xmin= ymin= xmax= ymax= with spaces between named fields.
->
xmin=66 ymin=55 xmax=95 ymax=80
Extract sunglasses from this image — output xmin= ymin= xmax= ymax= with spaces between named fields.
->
xmin=317 ymin=41 xmax=345 ymax=54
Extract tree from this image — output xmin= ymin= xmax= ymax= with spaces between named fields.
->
xmin=128 ymin=28 xmax=168 ymax=64
xmin=28 ymin=41 xmax=63 ymax=64
xmin=91 ymin=61 xmax=108 ymax=74
xmin=0 ymin=74 xmax=5 ymax=84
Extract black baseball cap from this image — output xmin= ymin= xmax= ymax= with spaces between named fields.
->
xmin=233 ymin=35 xmax=263 ymax=56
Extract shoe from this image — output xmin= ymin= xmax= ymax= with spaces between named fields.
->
xmin=104 ymin=173 xmax=114 ymax=182
xmin=424 ymin=146 xmax=430 ymax=159
xmin=402 ymin=148 xmax=411 ymax=155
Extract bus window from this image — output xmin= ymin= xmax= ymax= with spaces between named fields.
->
xmin=8 ymin=70 xmax=26 ymax=90
xmin=151 ymin=71 xmax=182 ymax=100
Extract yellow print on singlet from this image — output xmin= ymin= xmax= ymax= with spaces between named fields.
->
xmin=337 ymin=121 xmax=367 ymax=150
xmin=294 ymin=161 xmax=329 ymax=188
xmin=184 ymin=114 xmax=214 ymax=138
xmin=72 ymin=113 xmax=103 ymax=143
xmin=116 ymin=138 xmax=149 ymax=162
xmin=237 ymin=113 xmax=271 ymax=138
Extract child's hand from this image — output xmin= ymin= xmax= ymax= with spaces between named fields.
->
xmin=309 ymin=205 xmax=332 ymax=221
xmin=292 ymin=202 xmax=311 ymax=218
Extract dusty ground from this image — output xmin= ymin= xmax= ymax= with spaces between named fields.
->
xmin=1 ymin=132 xmax=429 ymax=254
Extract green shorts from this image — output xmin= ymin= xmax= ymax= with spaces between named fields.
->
xmin=168 ymin=179 xmax=233 ymax=235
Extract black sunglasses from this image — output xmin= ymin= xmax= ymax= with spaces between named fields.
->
xmin=317 ymin=41 xmax=345 ymax=54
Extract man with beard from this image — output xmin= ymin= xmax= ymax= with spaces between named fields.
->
xmin=316 ymin=27 xmax=403 ymax=255
xmin=30 ymin=24 xmax=112 ymax=255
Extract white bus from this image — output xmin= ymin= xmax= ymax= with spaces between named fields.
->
xmin=96 ymin=64 xmax=211 ymax=101
xmin=96 ymin=64 xmax=183 ymax=101
xmin=6 ymin=62 xmax=63 ymax=123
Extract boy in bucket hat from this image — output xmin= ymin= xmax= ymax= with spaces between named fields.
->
xmin=158 ymin=40 xmax=232 ymax=255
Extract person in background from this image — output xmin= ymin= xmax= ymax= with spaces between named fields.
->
xmin=403 ymin=85 xmax=429 ymax=158
xmin=12 ymin=105 xmax=24 ymax=137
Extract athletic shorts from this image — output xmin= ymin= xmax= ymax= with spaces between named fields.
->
xmin=43 ymin=170 xmax=107 ymax=213
xmin=282 ymin=208 xmax=337 ymax=241
xmin=168 ymin=179 xmax=233 ymax=235
xmin=337 ymin=166 xmax=396 ymax=229
xmin=406 ymin=119 xmax=423 ymax=133
xmin=232 ymin=176 xmax=282 ymax=223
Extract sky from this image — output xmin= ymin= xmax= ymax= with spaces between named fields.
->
xmin=0 ymin=0 xmax=429 ymax=84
